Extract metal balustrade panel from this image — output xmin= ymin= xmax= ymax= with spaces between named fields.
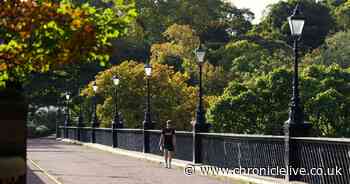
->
xmin=57 ymin=126 xmax=61 ymax=138
xmin=59 ymin=128 xmax=65 ymax=138
xmin=80 ymin=128 xmax=92 ymax=143
xmin=117 ymin=129 xmax=143 ymax=152
xmin=174 ymin=132 xmax=193 ymax=161
xmin=149 ymin=131 xmax=162 ymax=156
xmin=294 ymin=138 xmax=350 ymax=184
xmin=95 ymin=129 xmax=113 ymax=146
xmin=67 ymin=128 xmax=76 ymax=140
xmin=201 ymin=134 xmax=285 ymax=178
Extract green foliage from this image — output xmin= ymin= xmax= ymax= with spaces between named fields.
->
xmin=0 ymin=0 xmax=137 ymax=87
xmin=218 ymin=40 xmax=269 ymax=72
xmin=150 ymin=24 xmax=235 ymax=96
xmin=257 ymin=0 xmax=335 ymax=51
xmin=28 ymin=123 xmax=51 ymax=138
xmin=151 ymin=24 xmax=199 ymax=74
xmin=304 ymin=30 xmax=350 ymax=68
xmin=213 ymin=38 xmax=293 ymax=82
xmin=27 ymin=106 xmax=63 ymax=138
xmin=207 ymin=65 xmax=350 ymax=137
xmin=135 ymin=0 xmax=253 ymax=44
xmin=333 ymin=1 xmax=350 ymax=30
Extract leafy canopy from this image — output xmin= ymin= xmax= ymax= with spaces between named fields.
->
xmin=0 ymin=0 xmax=137 ymax=87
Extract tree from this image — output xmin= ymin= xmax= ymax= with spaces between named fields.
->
xmin=135 ymin=0 xmax=253 ymax=44
xmin=214 ymin=38 xmax=292 ymax=81
xmin=218 ymin=40 xmax=269 ymax=72
xmin=207 ymin=64 xmax=350 ymax=137
xmin=82 ymin=61 xmax=198 ymax=130
xmin=0 ymin=0 xmax=137 ymax=87
xmin=333 ymin=1 xmax=350 ymax=30
xmin=257 ymin=0 xmax=335 ymax=51
xmin=303 ymin=64 xmax=350 ymax=137
xmin=150 ymin=24 xmax=200 ymax=73
xmin=151 ymin=24 xmax=235 ymax=96
xmin=207 ymin=68 xmax=292 ymax=134
xmin=303 ymin=30 xmax=350 ymax=68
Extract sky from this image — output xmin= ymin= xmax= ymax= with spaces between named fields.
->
xmin=228 ymin=0 xmax=282 ymax=23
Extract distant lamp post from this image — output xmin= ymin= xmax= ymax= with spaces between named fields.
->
xmin=143 ymin=63 xmax=152 ymax=153
xmin=194 ymin=45 xmax=206 ymax=132
xmin=112 ymin=75 xmax=122 ymax=129
xmin=284 ymin=4 xmax=311 ymax=182
xmin=64 ymin=92 xmax=70 ymax=138
xmin=143 ymin=63 xmax=152 ymax=129
xmin=91 ymin=82 xmax=99 ymax=128
xmin=226 ymin=28 xmax=237 ymax=38
xmin=64 ymin=93 xmax=70 ymax=127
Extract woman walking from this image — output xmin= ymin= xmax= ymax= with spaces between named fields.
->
xmin=159 ymin=120 xmax=176 ymax=168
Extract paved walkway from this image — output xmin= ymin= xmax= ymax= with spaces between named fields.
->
xmin=27 ymin=161 xmax=55 ymax=184
xmin=27 ymin=137 xmax=237 ymax=184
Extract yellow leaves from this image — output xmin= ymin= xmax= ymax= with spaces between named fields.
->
xmin=163 ymin=24 xmax=200 ymax=49
xmin=0 ymin=63 xmax=7 ymax=71
xmin=56 ymin=49 xmax=70 ymax=65
xmin=71 ymin=19 xmax=82 ymax=29
xmin=19 ymin=31 xmax=29 ymax=39
xmin=69 ymin=9 xmax=89 ymax=30
xmin=72 ymin=9 xmax=83 ymax=18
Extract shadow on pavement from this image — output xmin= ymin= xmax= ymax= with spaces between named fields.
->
xmin=27 ymin=168 xmax=47 ymax=184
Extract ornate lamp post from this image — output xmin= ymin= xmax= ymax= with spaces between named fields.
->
xmin=285 ymin=4 xmax=311 ymax=134
xmin=143 ymin=63 xmax=152 ymax=129
xmin=194 ymin=45 xmax=206 ymax=132
xmin=112 ymin=75 xmax=121 ymax=129
xmin=284 ymin=4 xmax=312 ymax=182
xmin=192 ymin=44 xmax=209 ymax=164
xmin=143 ymin=63 xmax=152 ymax=153
xmin=91 ymin=82 xmax=99 ymax=128
xmin=91 ymin=82 xmax=99 ymax=143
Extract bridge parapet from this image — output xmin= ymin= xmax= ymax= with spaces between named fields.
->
xmin=57 ymin=125 xmax=350 ymax=184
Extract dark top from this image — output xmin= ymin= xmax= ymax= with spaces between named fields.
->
xmin=162 ymin=128 xmax=175 ymax=146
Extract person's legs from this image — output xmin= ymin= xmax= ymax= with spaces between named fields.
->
xmin=168 ymin=151 xmax=173 ymax=169
xmin=163 ymin=150 xmax=168 ymax=168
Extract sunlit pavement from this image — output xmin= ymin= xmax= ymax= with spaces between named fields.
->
xmin=27 ymin=137 xmax=235 ymax=184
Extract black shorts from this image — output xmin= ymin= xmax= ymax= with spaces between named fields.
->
xmin=163 ymin=144 xmax=174 ymax=151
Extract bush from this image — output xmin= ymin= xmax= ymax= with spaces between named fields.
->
xmin=27 ymin=124 xmax=51 ymax=138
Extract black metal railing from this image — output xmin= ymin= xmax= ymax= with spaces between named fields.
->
xmin=148 ymin=130 xmax=162 ymax=156
xmin=57 ymin=125 xmax=350 ymax=184
xmin=117 ymin=129 xmax=144 ymax=152
xmin=95 ymin=128 xmax=113 ymax=146
xmin=79 ymin=128 xmax=92 ymax=142
xmin=292 ymin=137 xmax=350 ymax=184
xmin=200 ymin=133 xmax=285 ymax=178
xmin=174 ymin=131 xmax=193 ymax=161
xmin=67 ymin=127 xmax=77 ymax=140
